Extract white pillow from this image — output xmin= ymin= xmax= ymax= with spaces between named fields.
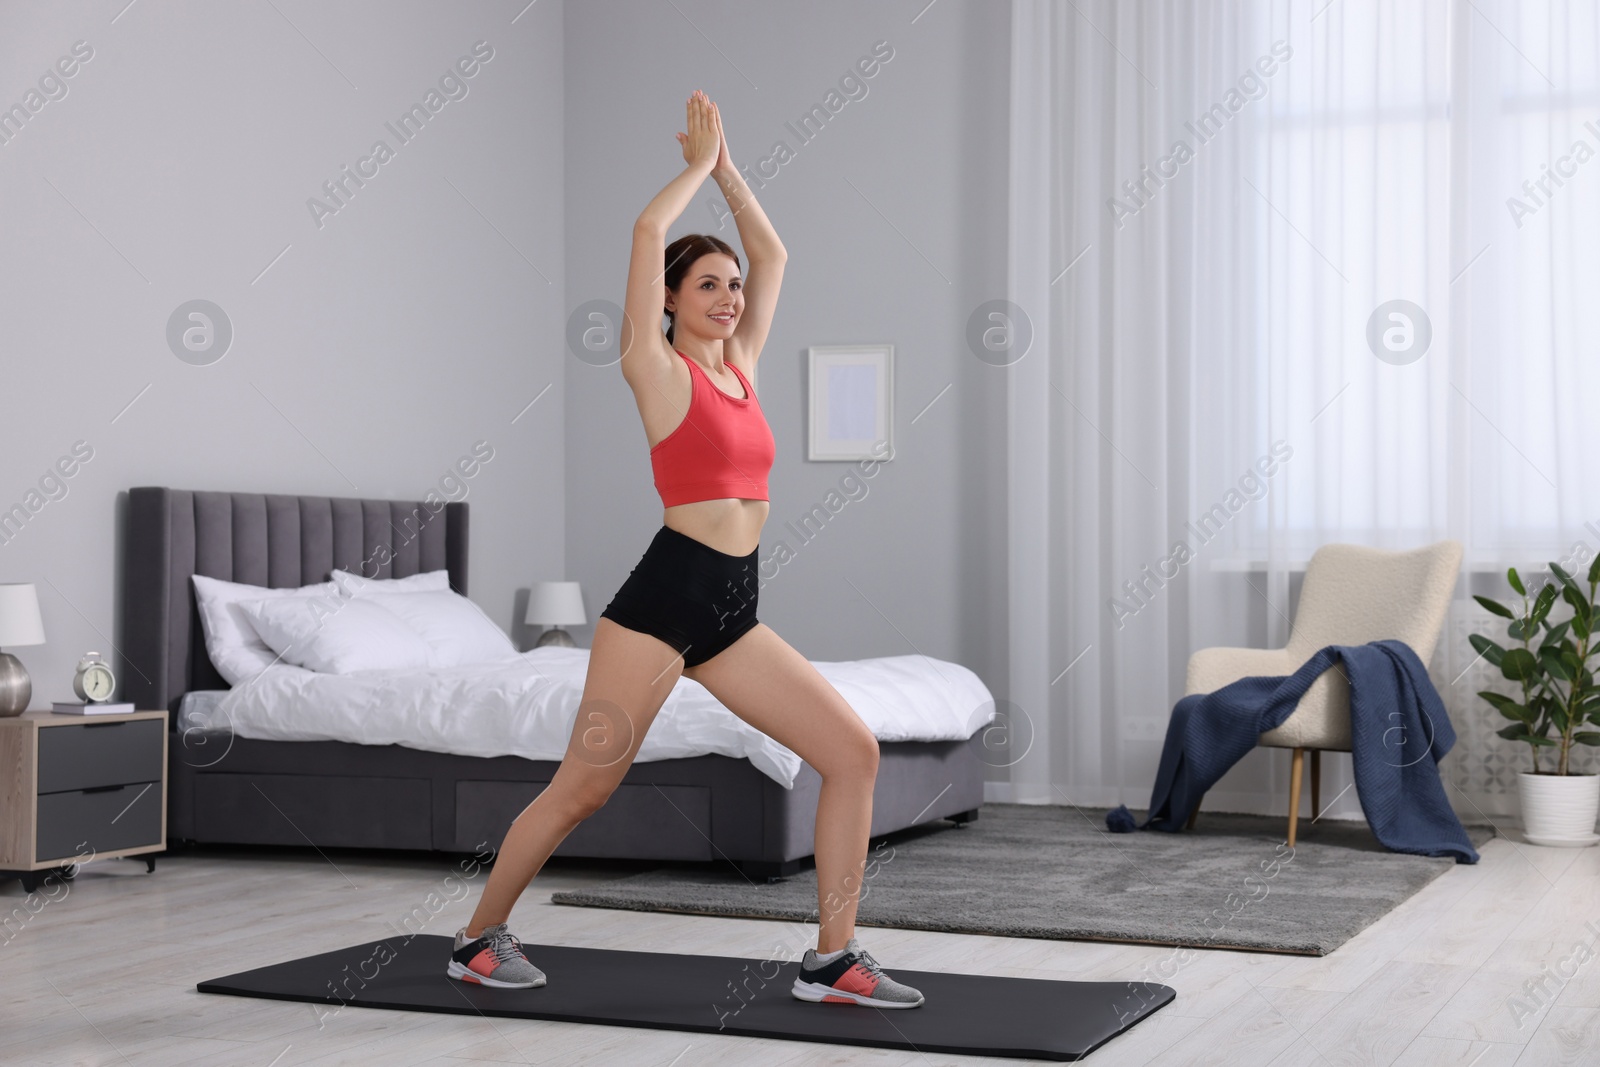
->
xmin=364 ymin=590 xmax=519 ymax=668
xmin=237 ymin=595 xmax=433 ymax=674
xmin=330 ymin=568 xmax=451 ymax=598
xmin=191 ymin=574 xmax=338 ymax=686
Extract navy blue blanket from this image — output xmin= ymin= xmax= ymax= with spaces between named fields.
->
xmin=1105 ymin=639 xmax=1479 ymax=863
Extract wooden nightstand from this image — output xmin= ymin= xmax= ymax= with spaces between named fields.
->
xmin=0 ymin=709 xmax=167 ymax=893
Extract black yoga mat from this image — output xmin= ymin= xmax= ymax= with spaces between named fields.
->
xmin=197 ymin=935 xmax=1175 ymax=1061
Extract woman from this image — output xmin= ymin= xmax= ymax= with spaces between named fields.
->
xmin=447 ymin=90 xmax=923 ymax=1009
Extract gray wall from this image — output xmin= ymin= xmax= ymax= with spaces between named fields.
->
xmin=563 ymin=2 xmax=1012 ymax=688
xmin=0 ymin=1 xmax=564 ymax=704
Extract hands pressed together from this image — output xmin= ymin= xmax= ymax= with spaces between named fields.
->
xmin=677 ymin=88 xmax=735 ymax=180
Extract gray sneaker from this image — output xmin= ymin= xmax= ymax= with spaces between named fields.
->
xmin=792 ymin=937 xmax=924 ymax=1007
xmin=447 ymin=923 xmax=546 ymax=989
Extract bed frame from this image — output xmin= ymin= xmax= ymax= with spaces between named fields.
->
xmin=121 ymin=487 xmax=983 ymax=879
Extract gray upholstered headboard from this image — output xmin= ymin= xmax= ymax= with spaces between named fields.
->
xmin=121 ymin=488 xmax=468 ymax=719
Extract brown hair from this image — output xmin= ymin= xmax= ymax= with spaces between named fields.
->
xmin=662 ymin=233 xmax=741 ymax=346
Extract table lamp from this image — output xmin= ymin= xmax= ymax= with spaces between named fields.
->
xmin=525 ymin=581 xmax=586 ymax=648
xmin=0 ymin=583 xmax=46 ymax=717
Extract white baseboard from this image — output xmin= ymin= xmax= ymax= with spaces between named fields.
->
xmin=981 ymin=780 xmax=1367 ymax=821
xmin=980 ymin=780 xmax=1510 ymax=829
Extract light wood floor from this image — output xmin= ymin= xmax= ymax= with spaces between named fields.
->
xmin=1 ymin=829 xmax=1596 ymax=1066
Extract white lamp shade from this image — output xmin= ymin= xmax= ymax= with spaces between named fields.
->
xmin=0 ymin=583 xmax=46 ymax=647
xmin=524 ymin=581 xmax=586 ymax=627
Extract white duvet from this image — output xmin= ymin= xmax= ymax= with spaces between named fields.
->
xmin=209 ymin=646 xmax=996 ymax=789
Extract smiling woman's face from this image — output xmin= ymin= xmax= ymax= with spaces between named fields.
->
xmin=668 ymin=253 xmax=743 ymax=343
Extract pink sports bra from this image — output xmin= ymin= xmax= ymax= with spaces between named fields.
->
xmin=650 ymin=349 xmax=776 ymax=508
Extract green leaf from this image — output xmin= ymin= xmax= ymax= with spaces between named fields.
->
xmin=1541 ymin=620 xmax=1572 ymax=649
xmin=1542 ymin=647 xmax=1573 ymax=682
xmin=1563 ymin=583 xmax=1593 ymax=624
xmin=1475 ymin=594 xmax=1515 ymax=620
xmin=1532 ymin=584 xmax=1560 ymax=627
xmin=1588 ymin=554 xmax=1600 ymax=586
xmin=1552 ymin=702 xmax=1570 ymax=732
xmin=1528 ymin=735 xmax=1559 ymax=747
xmin=1574 ymin=731 xmax=1600 ymax=746
xmin=1551 ymin=561 xmax=1575 ymax=586
xmin=1503 ymin=648 xmax=1541 ymax=681
xmin=1469 ymin=633 xmax=1507 ymax=667
xmin=1509 ymin=567 xmax=1527 ymax=595
xmin=1478 ymin=691 xmax=1526 ymax=721
xmin=1497 ymin=722 xmax=1532 ymax=741
xmin=1563 ymin=649 xmax=1585 ymax=679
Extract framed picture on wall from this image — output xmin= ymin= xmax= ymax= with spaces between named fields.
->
xmin=806 ymin=343 xmax=894 ymax=462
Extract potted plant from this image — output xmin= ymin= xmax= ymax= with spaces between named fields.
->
xmin=1470 ymin=557 xmax=1600 ymax=846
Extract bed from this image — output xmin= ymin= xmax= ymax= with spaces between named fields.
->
xmin=122 ymin=487 xmax=990 ymax=879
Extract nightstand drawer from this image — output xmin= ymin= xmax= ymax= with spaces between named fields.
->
xmin=35 ymin=781 xmax=162 ymax=862
xmin=37 ymin=719 xmax=165 ymax=793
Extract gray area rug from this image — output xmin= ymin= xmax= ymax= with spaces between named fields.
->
xmin=549 ymin=803 xmax=1497 ymax=956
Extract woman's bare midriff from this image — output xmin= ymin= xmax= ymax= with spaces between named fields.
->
xmin=664 ymin=497 xmax=768 ymax=557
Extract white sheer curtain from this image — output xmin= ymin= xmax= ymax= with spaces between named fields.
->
xmin=1006 ymin=0 xmax=1600 ymax=818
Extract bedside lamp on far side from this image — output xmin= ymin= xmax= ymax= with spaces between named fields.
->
xmin=0 ymin=583 xmax=46 ymax=717
xmin=525 ymin=581 xmax=586 ymax=648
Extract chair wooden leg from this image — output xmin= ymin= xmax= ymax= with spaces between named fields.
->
xmin=1186 ymin=794 xmax=1200 ymax=831
xmin=1310 ymin=749 xmax=1321 ymax=821
xmin=1287 ymin=747 xmax=1305 ymax=849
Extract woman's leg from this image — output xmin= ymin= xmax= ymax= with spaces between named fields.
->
xmin=464 ymin=616 xmax=686 ymax=936
xmin=681 ymin=623 xmax=880 ymax=953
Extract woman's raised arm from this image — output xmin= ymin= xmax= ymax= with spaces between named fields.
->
xmin=706 ymin=98 xmax=785 ymax=366
xmin=621 ymin=91 xmax=719 ymax=379
xmin=638 ymin=90 xmax=718 ymax=231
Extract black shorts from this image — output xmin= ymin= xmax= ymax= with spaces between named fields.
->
xmin=598 ymin=525 xmax=760 ymax=667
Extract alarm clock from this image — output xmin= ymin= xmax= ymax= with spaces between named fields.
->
xmin=73 ymin=652 xmax=116 ymax=703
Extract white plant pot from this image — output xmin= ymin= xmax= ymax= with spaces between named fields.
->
xmin=1518 ymin=771 xmax=1600 ymax=847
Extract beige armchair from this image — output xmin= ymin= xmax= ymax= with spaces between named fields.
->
xmin=1184 ymin=540 xmax=1463 ymax=847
